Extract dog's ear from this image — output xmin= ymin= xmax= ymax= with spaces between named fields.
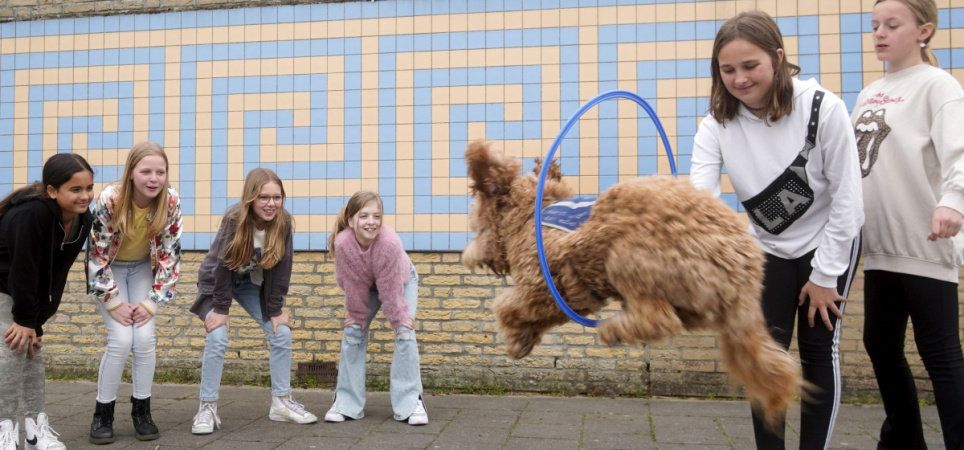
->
xmin=532 ymin=157 xmax=563 ymax=182
xmin=466 ymin=140 xmax=520 ymax=198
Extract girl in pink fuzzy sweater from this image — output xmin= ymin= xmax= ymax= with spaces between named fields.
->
xmin=324 ymin=191 xmax=428 ymax=425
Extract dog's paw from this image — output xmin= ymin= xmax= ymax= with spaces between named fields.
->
xmin=597 ymin=323 xmax=626 ymax=347
xmin=503 ymin=330 xmax=539 ymax=359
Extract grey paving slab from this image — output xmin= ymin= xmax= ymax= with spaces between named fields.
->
xmin=652 ymin=415 xmax=728 ymax=446
xmin=425 ymin=438 xmax=507 ymax=450
xmin=504 ymin=436 xmax=581 ymax=450
xmin=20 ymin=380 xmax=946 ymax=449
xmin=582 ymin=431 xmax=655 ymax=449
xmin=435 ymin=424 xmax=511 ymax=443
xmin=517 ymin=410 xmax=584 ymax=426
xmin=448 ymin=409 xmax=519 ymax=429
xmin=510 ymin=421 xmax=583 ymax=440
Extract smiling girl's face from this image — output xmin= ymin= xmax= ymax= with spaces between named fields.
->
xmin=129 ymin=155 xmax=167 ymax=208
xmin=717 ymin=37 xmax=782 ymax=111
xmin=348 ymin=200 xmax=382 ymax=251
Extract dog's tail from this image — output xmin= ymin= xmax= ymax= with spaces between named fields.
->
xmin=717 ymin=296 xmax=803 ymax=430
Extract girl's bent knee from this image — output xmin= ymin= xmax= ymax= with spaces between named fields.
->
xmin=107 ymin=336 xmax=133 ymax=355
xmin=344 ymin=325 xmax=365 ymax=345
xmin=205 ymin=328 xmax=230 ymax=350
xmin=396 ymin=327 xmax=415 ymax=341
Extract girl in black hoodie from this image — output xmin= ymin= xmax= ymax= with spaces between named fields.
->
xmin=0 ymin=153 xmax=95 ymax=450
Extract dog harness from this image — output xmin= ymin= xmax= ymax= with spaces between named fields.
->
xmin=540 ymin=197 xmax=597 ymax=233
xmin=540 ymin=196 xmax=607 ymax=301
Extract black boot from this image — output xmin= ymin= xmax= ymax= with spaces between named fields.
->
xmin=89 ymin=400 xmax=115 ymax=444
xmin=131 ymin=396 xmax=160 ymax=441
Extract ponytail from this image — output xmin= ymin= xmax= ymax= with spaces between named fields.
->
xmin=0 ymin=183 xmax=45 ymax=220
xmin=328 ymin=190 xmax=383 ymax=259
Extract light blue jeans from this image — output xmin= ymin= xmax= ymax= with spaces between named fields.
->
xmin=199 ymin=274 xmax=292 ymax=402
xmin=96 ymin=258 xmax=156 ymax=402
xmin=331 ymin=263 xmax=422 ymax=421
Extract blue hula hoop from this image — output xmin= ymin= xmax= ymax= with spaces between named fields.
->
xmin=534 ymin=90 xmax=676 ymax=328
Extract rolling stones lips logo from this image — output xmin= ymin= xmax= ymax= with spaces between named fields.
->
xmin=854 ymin=109 xmax=891 ymax=178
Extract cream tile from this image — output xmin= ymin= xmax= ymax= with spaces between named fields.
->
xmin=598 ymin=6 xmax=618 ymax=25
xmin=579 ymin=6 xmax=598 ymax=26
xmin=819 ymin=0 xmax=841 ymax=14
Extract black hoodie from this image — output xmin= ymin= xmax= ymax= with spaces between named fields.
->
xmin=0 ymin=192 xmax=93 ymax=336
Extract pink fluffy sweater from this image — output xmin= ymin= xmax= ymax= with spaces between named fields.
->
xmin=334 ymin=225 xmax=412 ymax=330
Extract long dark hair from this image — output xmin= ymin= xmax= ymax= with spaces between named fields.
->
xmin=709 ymin=11 xmax=801 ymax=124
xmin=0 ymin=153 xmax=94 ymax=220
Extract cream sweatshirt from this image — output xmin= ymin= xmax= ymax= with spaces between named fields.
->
xmin=852 ymin=64 xmax=964 ymax=283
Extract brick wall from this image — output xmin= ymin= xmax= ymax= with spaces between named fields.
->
xmin=44 ymin=252 xmax=961 ymax=401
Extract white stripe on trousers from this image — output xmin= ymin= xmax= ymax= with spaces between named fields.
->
xmin=822 ymin=234 xmax=861 ymax=450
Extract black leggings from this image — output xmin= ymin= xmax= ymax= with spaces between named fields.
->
xmin=751 ymin=239 xmax=861 ymax=450
xmin=863 ymin=270 xmax=964 ymax=450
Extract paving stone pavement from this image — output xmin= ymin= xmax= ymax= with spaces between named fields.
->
xmin=13 ymin=380 xmax=945 ymax=449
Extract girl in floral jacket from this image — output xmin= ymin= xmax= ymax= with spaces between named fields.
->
xmin=85 ymin=141 xmax=182 ymax=444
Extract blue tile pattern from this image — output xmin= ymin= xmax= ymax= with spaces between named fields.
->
xmin=2 ymin=3 xmax=964 ymax=250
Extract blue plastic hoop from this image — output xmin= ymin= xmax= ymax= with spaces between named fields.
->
xmin=534 ymin=90 xmax=676 ymax=328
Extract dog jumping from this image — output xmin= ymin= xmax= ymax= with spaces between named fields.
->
xmin=461 ymin=140 xmax=803 ymax=425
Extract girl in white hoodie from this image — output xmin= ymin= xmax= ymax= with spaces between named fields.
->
xmin=690 ymin=11 xmax=864 ymax=449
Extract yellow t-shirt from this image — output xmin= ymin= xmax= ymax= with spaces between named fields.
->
xmin=115 ymin=204 xmax=151 ymax=262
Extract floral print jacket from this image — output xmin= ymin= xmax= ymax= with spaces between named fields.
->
xmin=86 ymin=183 xmax=182 ymax=311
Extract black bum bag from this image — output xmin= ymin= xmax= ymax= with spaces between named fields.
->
xmin=741 ymin=90 xmax=825 ymax=236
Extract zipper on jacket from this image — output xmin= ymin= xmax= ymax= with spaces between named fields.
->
xmin=59 ymin=222 xmax=66 ymax=250
xmin=60 ymin=219 xmax=85 ymax=250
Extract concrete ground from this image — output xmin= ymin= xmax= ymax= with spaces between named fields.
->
xmin=13 ymin=380 xmax=946 ymax=449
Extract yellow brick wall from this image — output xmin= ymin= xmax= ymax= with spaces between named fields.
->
xmin=43 ymin=252 xmax=963 ymax=401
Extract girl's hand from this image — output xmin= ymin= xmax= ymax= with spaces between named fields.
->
xmin=270 ymin=311 xmax=291 ymax=336
xmin=799 ymin=281 xmax=846 ymax=331
xmin=30 ymin=335 xmax=42 ymax=360
xmin=397 ymin=317 xmax=416 ymax=332
xmin=108 ymin=303 xmax=135 ymax=326
xmin=928 ymin=206 xmax=963 ymax=241
xmin=204 ymin=312 xmax=229 ymax=333
xmin=132 ymin=301 xmax=155 ymax=328
xmin=3 ymin=323 xmax=37 ymax=356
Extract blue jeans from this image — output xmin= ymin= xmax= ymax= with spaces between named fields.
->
xmin=199 ymin=275 xmax=292 ymax=401
xmin=96 ymin=258 xmax=156 ymax=403
xmin=331 ymin=263 xmax=422 ymax=421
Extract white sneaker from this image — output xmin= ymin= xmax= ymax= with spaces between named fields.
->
xmin=269 ymin=395 xmax=318 ymax=424
xmin=23 ymin=413 xmax=63 ymax=450
xmin=191 ymin=402 xmax=221 ymax=435
xmin=324 ymin=407 xmax=345 ymax=423
xmin=0 ymin=420 xmax=17 ymax=450
xmin=407 ymin=398 xmax=428 ymax=426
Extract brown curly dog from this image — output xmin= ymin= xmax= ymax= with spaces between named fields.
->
xmin=462 ymin=140 xmax=803 ymax=426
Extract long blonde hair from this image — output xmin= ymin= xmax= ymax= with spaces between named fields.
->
xmin=221 ymin=168 xmax=292 ymax=271
xmin=114 ymin=141 xmax=171 ymax=239
xmin=327 ymin=190 xmax=383 ymax=258
xmin=709 ymin=11 xmax=801 ymax=124
xmin=876 ymin=0 xmax=939 ymax=66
